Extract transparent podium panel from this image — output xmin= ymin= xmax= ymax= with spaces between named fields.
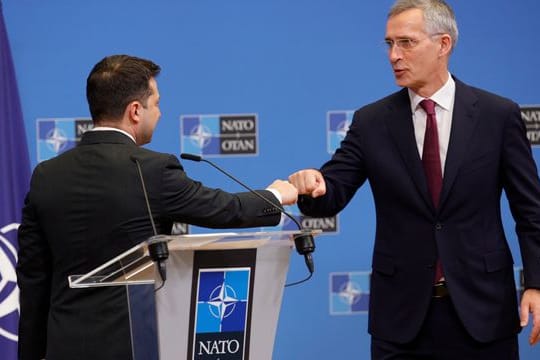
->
xmin=68 ymin=230 xmax=320 ymax=360
xmin=68 ymin=242 xmax=153 ymax=288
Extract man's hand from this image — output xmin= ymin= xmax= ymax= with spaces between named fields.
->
xmin=288 ymin=169 xmax=326 ymax=198
xmin=520 ymin=288 xmax=540 ymax=345
xmin=267 ymin=180 xmax=298 ymax=206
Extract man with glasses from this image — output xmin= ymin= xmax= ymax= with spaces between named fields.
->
xmin=289 ymin=0 xmax=540 ymax=358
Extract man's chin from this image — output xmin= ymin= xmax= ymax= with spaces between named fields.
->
xmin=394 ymin=77 xmax=408 ymax=88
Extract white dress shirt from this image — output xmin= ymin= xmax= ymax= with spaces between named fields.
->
xmin=90 ymin=126 xmax=136 ymax=143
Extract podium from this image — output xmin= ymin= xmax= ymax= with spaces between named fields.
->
xmin=68 ymin=230 xmax=318 ymax=360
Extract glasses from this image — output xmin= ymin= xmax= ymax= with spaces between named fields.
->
xmin=384 ymin=33 xmax=444 ymax=51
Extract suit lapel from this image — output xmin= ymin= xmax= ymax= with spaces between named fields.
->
xmin=385 ymin=89 xmax=433 ymax=210
xmin=439 ymin=79 xmax=479 ymax=209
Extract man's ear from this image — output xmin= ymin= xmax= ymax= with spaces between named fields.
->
xmin=127 ymin=101 xmax=142 ymax=123
xmin=439 ymin=34 xmax=453 ymax=57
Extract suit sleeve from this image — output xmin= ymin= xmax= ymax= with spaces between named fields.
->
xmin=501 ymin=102 xmax=540 ymax=289
xmin=299 ymin=109 xmax=368 ymax=217
xmin=16 ymin=167 xmax=52 ymax=360
xmin=157 ymin=155 xmax=283 ymax=228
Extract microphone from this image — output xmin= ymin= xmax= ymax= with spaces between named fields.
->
xmin=130 ymin=155 xmax=169 ymax=284
xmin=180 ymin=153 xmax=316 ymax=275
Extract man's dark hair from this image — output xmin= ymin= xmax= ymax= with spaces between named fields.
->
xmin=86 ymin=55 xmax=161 ymax=123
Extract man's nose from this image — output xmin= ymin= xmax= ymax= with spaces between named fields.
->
xmin=388 ymin=45 xmax=402 ymax=63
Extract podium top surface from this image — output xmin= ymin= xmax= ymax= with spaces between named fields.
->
xmin=68 ymin=230 xmax=320 ymax=288
xmin=166 ymin=230 xmax=314 ymax=250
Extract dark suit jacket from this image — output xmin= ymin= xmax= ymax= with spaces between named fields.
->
xmin=299 ymin=78 xmax=540 ymax=343
xmin=16 ymin=130 xmax=282 ymax=360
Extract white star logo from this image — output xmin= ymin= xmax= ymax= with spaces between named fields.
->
xmin=336 ymin=120 xmax=351 ymax=140
xmin=45 ymin=127 xmax=68 ymax=153
xmin=207 ymin=283 xmax=238 ymax=321
xmin=338 ymin=280 xmax=362 ymax=306
xmin=0 ymin=223 xmax=20 ymax=342
xmin=189 ymin=124 xmax=213 ymax=149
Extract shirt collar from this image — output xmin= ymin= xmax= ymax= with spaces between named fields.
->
xmin=408 ymin=73 xmax=455 ymax=112
xmin=90 ymin=126 xmax=136 ymax=143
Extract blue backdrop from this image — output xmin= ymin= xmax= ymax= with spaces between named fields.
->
xmin=3 ymin=1 xmax=540 ymax=358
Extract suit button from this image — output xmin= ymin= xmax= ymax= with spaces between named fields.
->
xmin=435 ymin=223 xmax=443 ymax=230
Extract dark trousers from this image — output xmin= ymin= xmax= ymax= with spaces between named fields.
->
xmin=371 ymin=297 xmax=519 ymax=360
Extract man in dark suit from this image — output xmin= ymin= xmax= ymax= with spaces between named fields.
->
xmin=289 ymin=0 xmax=540 ymax=358
xmin=16 ymin=54 xmax=298 ymax=360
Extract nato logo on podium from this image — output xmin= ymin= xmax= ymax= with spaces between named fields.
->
xmin=193 ymin=268 xmax=251 ymax=359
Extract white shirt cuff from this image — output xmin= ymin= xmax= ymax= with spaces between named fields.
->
xmin=266 ymin=188 xmax=282 ymax=205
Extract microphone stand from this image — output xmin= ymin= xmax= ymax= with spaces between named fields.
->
xmin=180 ymin=153 xmax=316 ymax=281
xmin=131 ymin=156 xmax=169 ymax=289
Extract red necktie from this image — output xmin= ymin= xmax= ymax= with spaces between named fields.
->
xmin=420 ymin=99 xmax=444 ymax=283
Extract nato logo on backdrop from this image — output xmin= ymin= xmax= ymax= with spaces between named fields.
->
xmin=280 ymin=213 xmax=339 ymax=234
xmin=327 ymin=111 xmax=354 ymax=154
xmin=181 ymin=114 xmax=258 ymax=157
xmin=193 ymin=268 xmax=251 ymax=359
xmin=263 ymin=205 xmax=338 ymax=234
xmin=521 ymin=105 xmax=540 ymax=146
xmin=0 ymin=224 xmax=19 ymax=344
xmin=171 ymin=222 xmax=189 ymax=235
xmin=329 ymin=272 xmax=370 ymax=315
xmin=328 ymin=267 xmax=524 ymax=316
xmin=36 ymin=118 xmax=93 ymax=161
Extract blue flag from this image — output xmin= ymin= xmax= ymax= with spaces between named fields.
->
xmin=0 ymin=2 xmax=31 ymax=358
